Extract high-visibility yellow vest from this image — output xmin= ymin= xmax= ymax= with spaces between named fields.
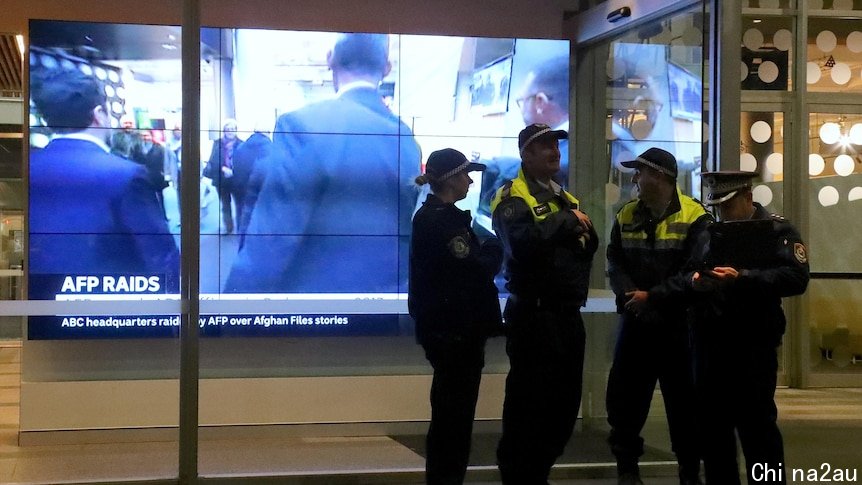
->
xmin=491 ymin=168 xmax=579 ymax=221
xmin=616 ymin=187 xmax=706 ymax=250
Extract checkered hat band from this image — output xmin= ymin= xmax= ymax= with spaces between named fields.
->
xmin=519 ymin=127 xmax=553 ymax=156
xmin=438 ymin=160 xmax=470 ymax=180
xmin=709 ymin=180 xmax=752 ymax=193
xmin=636 ymin=156 xmax=675 ymax=177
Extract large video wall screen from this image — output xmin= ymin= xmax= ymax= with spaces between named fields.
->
xmin=27 ymin=20 xmax=569 ymax=339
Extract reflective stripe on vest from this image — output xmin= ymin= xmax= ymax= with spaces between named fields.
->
xmin=616 ymin=187 xmax=706 ymax=250
xmin=491 ymin=168 xmax=579 ymax=222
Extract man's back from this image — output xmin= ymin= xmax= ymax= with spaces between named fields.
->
xmin=29 ymin=138 xmax=179 ymax=296
xmin=225 ymin=87 xmax=421 ymax=293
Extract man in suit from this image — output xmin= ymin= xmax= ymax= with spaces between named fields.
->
xmin=225 ymin=33 xmax=421 ymax=293
xmin=233 ymin=125 xmax=273 ymax=238
xmin=29 ymin=67 xmax=180 ymax=299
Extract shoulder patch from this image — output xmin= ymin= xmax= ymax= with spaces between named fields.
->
xmin=793 ymin=242 xmax=807 ymax=264
xmin=770 ymin=213 xmax=786 ymax=222
xmin=502 ymin=203 xmax=515 ymax=219
xmin=448 ymin=235 xmax=471 ymax=259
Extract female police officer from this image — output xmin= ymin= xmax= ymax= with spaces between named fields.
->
xmin=408 ymin=148 xmax=504 ymax=485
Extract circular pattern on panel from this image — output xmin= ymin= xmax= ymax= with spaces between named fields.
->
xmin=834 ymin=154 xmax=855 ymax=176
xmin=752 ymin=185 xmax=773 ymax=206
xmin=833 ymin=0 xmax=853 ymax=10
xmin=741 ymin=61 xmax=750 ymax=82
xmin=816 ymin=31 xmax=838 ymax=53
xmin=607 ymin=59 xmax=626 ymax=80
xmin=831 ymin=63 xmax=852 ymax=85
xmin=614 ymin=150 xmax=636 ymax=173
xmin=847 ymin=31 xmax=862 ymax=54
xmin=750 ymin=121 xmax=772 ymax=143
xmin=819 ymin=122 xmax=842 ymax=145
xmin=773 ymin=29 xmax=792 ymax=52
xmin=810 ymin=0 xmax=824 ymax=9
xmin=758 ymin=61 xmax=780 ymax=83
xmin=765 ymin=153 xmax=783 ymax=175
xmin=671 ymin=14 xmax=692 ymax=33
xmin=630 ymin=119 xmax=653 ymax=140
xmin=807 ymin=62 xmax=822 ymax=84
xmin=740 ymin=153 xmax=758 ymax=172
xmin=849 ymin=123 xmax=862 ymax=145
xmin=809 ymin=153 xmax=826 ymax=176
xmin=818 ymin=186 xmax=840 ymax=206
xmin=848 ymin=187 xmax=862 ymax=201
xmin=743 ymin=28 xmax=764 ymax=51
xmin=682 ymin=27 xmax=703 ymax=46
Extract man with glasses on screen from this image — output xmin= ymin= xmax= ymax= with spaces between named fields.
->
xmin=28 ymin=67 xmax=179 ymax=297
xmin=224 ymin=33 xmax=421 ymax=294
xmin=479 ymin=56 xmax=570 ymax=232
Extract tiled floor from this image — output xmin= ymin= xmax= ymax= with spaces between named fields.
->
xmin=1 ymin=341 xmax=861 ymax=484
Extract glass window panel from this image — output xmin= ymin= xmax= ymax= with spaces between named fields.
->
xmin=20 ymin=19 xmax=183 ymax=482
xmin=809 ymin=279 xmax=862 ymax=373
xmin=809 ymin=0 xmax=862 ymax=11
xmin=808 ymin=112 xmax=862 ymax=273
xmin=807 ymin=18 xmax=862 ymax=93
xmin=741 ymin=16 xmax=794 ymax=91
xmin=738 ymin=111 xmax=785 ymax=215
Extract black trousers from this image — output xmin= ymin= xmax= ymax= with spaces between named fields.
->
xmin=606 ymin=312 xmax=700 ymax=478
xmin=694 ymin=333 xmax=785 ymax=485
xmin=423 ymin=335 xmax=486 ymax=485
xmin=216 ymin=183 xmax=242 ymax=233
xmin=496 ymin=300 xmax=586 ymax=485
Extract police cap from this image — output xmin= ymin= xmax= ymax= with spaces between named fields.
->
xmin=620 ymin=147 xmax=678 ymax=179
xmin=518 ymin=123 xmax=567 ymax=156
xmin=702 ymin=170 xmax=759 ymax=206
xmin=425 ymin=148 xmax=486 ymax=181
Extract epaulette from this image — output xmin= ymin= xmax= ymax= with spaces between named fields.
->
xmin=500 ymin=180 xmax=513 ymax=199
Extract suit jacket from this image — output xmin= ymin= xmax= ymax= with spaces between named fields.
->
xmin=224 ymin=87 xmax=421 ymax=293
xmin=232 ymin=133 xmax=271 ymax=198
xmin=29 ymin=138 xmax=180 ymax=298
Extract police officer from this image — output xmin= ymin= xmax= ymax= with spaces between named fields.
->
xmin=491 ymin=123 xmax=598 ymax=484
xmin=687 ymin=171 xmax=809 ymax=485
xmin=606 ymin=148 xmax=712 ymax=485
xmin=408 ymin=148 xmax=503 ymax=485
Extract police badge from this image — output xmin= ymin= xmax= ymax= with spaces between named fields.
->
xmin=448 ymin=235 xmax=470 ymax=258
xmin=793 ymin=242 xmax=807 ymax=264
